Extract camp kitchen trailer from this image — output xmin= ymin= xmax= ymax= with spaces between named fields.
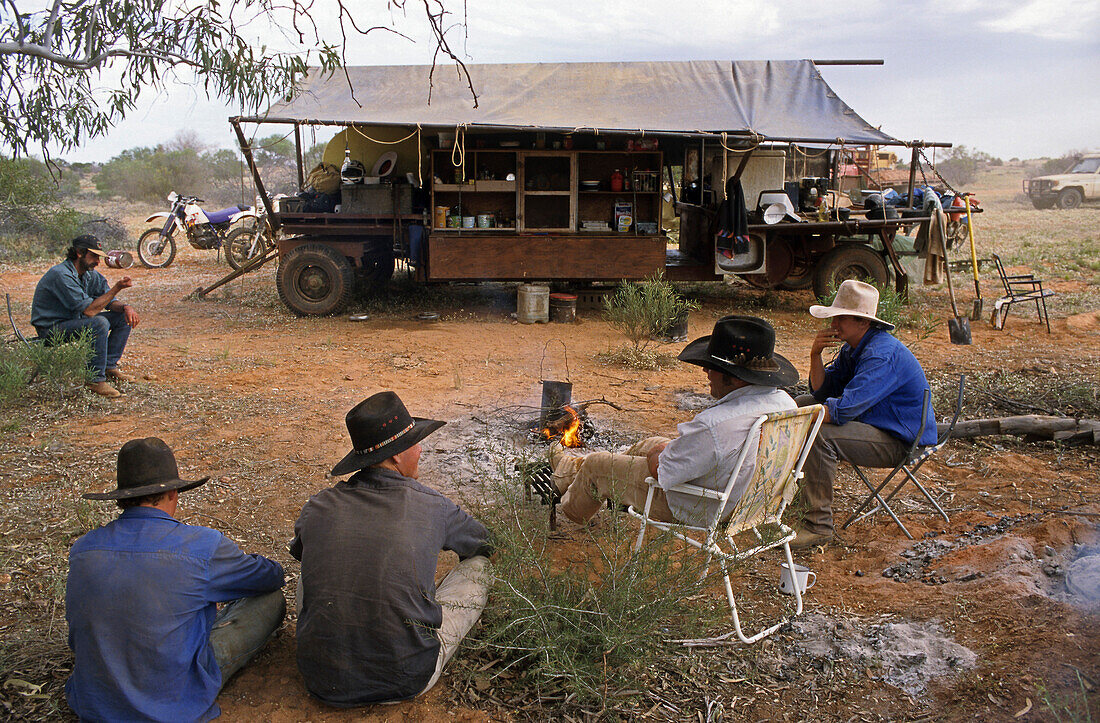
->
xmin=230 ymin=60 xmax=950 ymax=316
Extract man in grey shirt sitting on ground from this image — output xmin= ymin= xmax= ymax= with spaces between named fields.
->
xmin=291 ymin=391 xmax=491 ymax=706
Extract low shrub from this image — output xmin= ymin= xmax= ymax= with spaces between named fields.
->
xmin=603 ymin=272 xmax=699 ymax=351
xmin=0 ymin=332 xmax=93 ymax=406
xmin=459 ymin=448 xmax=724 ymax=707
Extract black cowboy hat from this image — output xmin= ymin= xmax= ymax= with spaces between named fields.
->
xmin=678 ymin=315 xmax=798 ymax=387
xmin=83 ymin=437 xmax=209 ymax=500
xmin=331 ymin=391 xmax=445 ymax=476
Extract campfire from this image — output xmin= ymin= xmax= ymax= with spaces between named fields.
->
xmin=540 ymin=405 xmax=586 ymax=448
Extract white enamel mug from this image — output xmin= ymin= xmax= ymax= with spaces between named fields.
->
xmin=779 ymin=562 xmax=816 ymax=595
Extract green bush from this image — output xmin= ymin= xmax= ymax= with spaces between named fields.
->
xmin=0 ymin=155 xmax=86 ymax=261
xmin=461 ymin=451 xmax=721 ymax=705
xmin=95 ymin=146 xmax=241 ymax=204
xmin=0 ymin=332 xmax=94 ymax=406
xmin=603 ymin=272 xmax=699 ymax=351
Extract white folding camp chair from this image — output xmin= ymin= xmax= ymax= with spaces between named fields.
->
xmin=628 ymin=404 xmax=825 ymax=645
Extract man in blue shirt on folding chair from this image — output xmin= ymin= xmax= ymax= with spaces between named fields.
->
xmin=793 ymin=280 xmax=937 ymax=549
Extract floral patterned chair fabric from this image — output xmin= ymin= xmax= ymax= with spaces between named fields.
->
xmin=628 ymin=404 xmax=825 ymax=645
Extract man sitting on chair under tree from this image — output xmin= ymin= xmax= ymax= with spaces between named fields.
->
xmin=551 ymin=316 xmax=797 ymax=527
xmin=792 ymin=279 xmax=937 ymax=549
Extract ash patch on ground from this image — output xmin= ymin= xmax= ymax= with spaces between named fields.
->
xmin=673 ymin=388 xmax=715 ymax=411
xmin=882 ymin=513 xmax=1043 ymax=583
xmin=420 ymin=407 xmax=639 ymax=497
xmin=791 ymin=614 xmax=977 ymax=697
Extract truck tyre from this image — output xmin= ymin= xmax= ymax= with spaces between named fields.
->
xmin=277 ymin=243 xmax=355 ymax=316
xmin=1031 ymin=198 xmax=1055 ymax=210
xmin=1057 ymin=188 xmax=1083 ymax=210
xmin=812 ymin=245 xmax=889 ymax=300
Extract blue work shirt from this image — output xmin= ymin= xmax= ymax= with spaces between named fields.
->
xmin=65 ymin=507 xmax=285 ymax=723
xmin=30 ymin=259 xmax=109 ymax=329
xmin=812 ymin=327 xmax=937 ymax=446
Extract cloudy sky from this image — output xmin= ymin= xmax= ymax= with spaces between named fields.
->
xmin=61 ymin=0 xmax=1099 ymax=163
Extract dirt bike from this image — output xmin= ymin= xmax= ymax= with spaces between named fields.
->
xmin=138 ymin=192 xmax=252 ymax=268
xmin=220 ymin=195 xmax=282 ymax=270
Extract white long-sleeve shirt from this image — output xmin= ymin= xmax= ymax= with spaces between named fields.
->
xmin=657 ymin=385 xmax=796 ymax=526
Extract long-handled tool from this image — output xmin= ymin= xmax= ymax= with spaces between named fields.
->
xmin=964 ymin=195 xmax=983 ymax=320
xmin=943 ymin=249 xmax=972 ymax=345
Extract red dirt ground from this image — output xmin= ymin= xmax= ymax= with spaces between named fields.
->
xmin=2 ymin=247 xmax=1097 ymax=721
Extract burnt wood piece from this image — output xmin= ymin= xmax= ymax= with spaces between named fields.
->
xmin=948 ymin=415 xmax=1100 ymax=444
xmin=427 ymin=234 xmax=666 ymax=280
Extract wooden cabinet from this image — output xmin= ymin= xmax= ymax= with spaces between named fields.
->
xmin=430 ymin=148 xmax=662 ymax=235
xmin=431 ymin=150 xmax=517 ymax=230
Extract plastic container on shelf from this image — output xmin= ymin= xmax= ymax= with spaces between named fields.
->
xmin=517 ymin=284 xmax=549 ymax=324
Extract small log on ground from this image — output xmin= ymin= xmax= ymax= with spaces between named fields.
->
xmin=943 ymin=415 xmax=1100 ymax=445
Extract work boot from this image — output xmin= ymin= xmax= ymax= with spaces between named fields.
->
xmin=86 ymin=381 xmax=122 ymax=399
xmin=790 ymin=524 xmax=832 ymax=550
xmin=106 ymin=368 xmax=134 ymax=382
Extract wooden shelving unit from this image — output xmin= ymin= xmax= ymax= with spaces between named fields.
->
xmin=430 ymin=148 xmax=662 ymax=235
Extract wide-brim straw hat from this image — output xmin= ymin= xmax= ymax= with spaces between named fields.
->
xmin=808 ymin=279 xmax=894 ymax=330
xmin=84 ymin=437 xmax=208 ymax=500
xmin=678 ymin=315 xmax=798 ymax=387
xmin=331 ymin=391 xmax=445 ymax=476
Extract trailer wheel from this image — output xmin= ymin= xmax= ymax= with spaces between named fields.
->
xmin=812 ymin=245 xmax=889 ymax=300
xmin=277 ymin=243 xmax=355 ymax=316
xmin=779 ymin=246 xmax=815 ymax=290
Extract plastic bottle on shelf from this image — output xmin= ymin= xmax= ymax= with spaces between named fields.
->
xmin=610 ymin=169 xmax=624 ymax=193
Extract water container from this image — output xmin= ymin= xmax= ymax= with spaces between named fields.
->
xmin=517 ymin=284 xmax=549 ymax=324
xmin=549 ymin=292 xmax=577 ymax=323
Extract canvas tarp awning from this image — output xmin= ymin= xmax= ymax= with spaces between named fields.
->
xmin=259 ymin=60 xmax=899 ymax=146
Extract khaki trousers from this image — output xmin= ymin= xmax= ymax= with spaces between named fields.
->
xmin=553 ymin=437 xmax=677 ymax=524
xmin=420 ymin=555 xmax=491 ymax=694
xmin=795 ymin=394 xmax=908 ymax=534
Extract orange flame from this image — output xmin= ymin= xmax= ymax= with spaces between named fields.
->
xmin=542 ymin=405 xmax=584 ymax=448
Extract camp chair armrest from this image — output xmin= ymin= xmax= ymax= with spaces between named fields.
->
xmin=658 ymin=478 xmax=725 ymax=501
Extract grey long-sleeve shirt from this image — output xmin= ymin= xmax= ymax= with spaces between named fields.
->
xmin=290 ymin=466 xmax=489 ymax=706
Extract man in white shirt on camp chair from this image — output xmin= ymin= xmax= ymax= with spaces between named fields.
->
xmin=551 ymin=316 xmax=797 ymax=527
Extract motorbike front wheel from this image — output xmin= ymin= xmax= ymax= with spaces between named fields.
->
xmin=224 ymin=226 xmax=271 ymax=270
xmin=137 ymin=228 xmax=178 ymax=268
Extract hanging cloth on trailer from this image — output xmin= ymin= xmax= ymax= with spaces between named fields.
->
xmin=716 ymin=177 xmax=750 ymax=257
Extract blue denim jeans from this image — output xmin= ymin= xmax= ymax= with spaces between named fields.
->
xmin=39 ymin=311 xmax=131 ymax=383
xmin=209 ymin=590 xmax=286 ymax=689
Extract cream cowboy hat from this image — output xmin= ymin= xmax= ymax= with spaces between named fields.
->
xmin=808 ymin=279 xmax=894 ymax=331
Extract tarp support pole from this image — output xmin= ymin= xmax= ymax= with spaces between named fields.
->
xmin=231 ymin=119 xmax=280 ymax=233
xmin=906 ymin=146 xmax=920 ymax=208
xmin=294 ymin=124 xmax=305 ymax=190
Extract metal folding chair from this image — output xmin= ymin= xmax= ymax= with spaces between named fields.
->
xmin=990 ymin=254 xmax=1054 ymax=333
xmin=5 ymin=293 xmax=40 ymax=347
xmin=841 ymin=375 xmax=965 ymax=539
xmin=629 ymin=405 xmax=825 ymax=645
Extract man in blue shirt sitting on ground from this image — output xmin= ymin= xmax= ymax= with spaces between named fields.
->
xmin=793 ymin=280 xmax=937 ymax=549
xmin=31 ymin=234 xmax=139 ymax=398
xmin=66 ymin=438 xmax=286 ymax=722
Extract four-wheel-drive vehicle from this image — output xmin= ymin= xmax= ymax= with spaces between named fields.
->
xmin=226 ymin=60 xmax=956 ymax=316
xmin=1024 ymin=153 xmax=1100 ymax=209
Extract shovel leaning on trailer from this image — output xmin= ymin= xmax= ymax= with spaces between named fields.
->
xmin=943 ymin=255 xmax=972 ymax=344
xmin=964 ymin=195 xmax=984 ymax=320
